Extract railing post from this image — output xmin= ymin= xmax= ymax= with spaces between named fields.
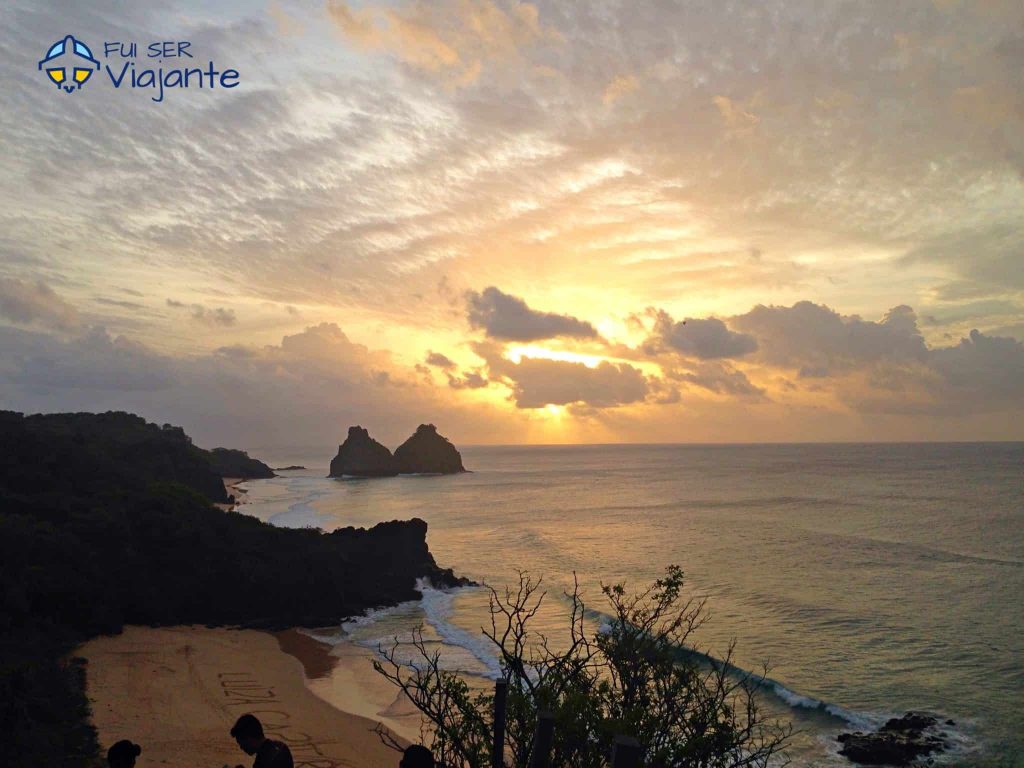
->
xmin=611 ymin=735 xmax=642 ymax=768
xmin=492 ymin=678 xmax=508 ymax=768
xmin=528 ymin=710 xmax=555 ymax=768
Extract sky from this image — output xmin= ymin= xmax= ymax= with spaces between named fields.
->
xmin=1 ymin=0 xmax=1022 ymax=450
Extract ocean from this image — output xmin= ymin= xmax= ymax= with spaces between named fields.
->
xmin=240 ymin=443 xmax=1024 ymax=766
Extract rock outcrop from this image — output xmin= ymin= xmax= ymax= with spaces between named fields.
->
xmin=203 ymin=447 xmax=275 ymax=479
xmin=329 ymin=426 xmax=398 ymax=477
xmin=395 ymin=424 xmax=466 ymax=474
xmin=838 ymin=712 xmax=952 ymax=766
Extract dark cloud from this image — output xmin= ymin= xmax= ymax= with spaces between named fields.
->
xmin=0 ymin=325 xmax=174 ymax=393
xmin=0 ymin=279 xmax=79 ymax=331
xmin=466 ymin=287 xmax=598 ymax=342
xmin=730 ymin=301 xmax=928 ymax=374
xmin=94 ymin=297 xmax=144 ymax=310
xmin=648 ymin=311 xmax=757 ymax=359
xmin=425 ymin=351 xmax=457 ymax=369
xmin=717 ymin=300 xmax=1024 ymax=412
xmin=930 ymin=329 xmax=1024 ymax=402
xmin=668 ymin=361 xmax=766 ymax=400
xmin=482 ymin=349 xmax=647 ymax=409
xmin=447 ymin=370 xmax=489 ymax=390
xmin=0 ymin=322 xmax=508 ymax=448
xmin=166 ymin=299 xmax=237 ymax=327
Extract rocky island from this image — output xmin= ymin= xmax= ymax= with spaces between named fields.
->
xmin=395 ymin=423 xmax=466 ymax=474
xmin=329 ymin=425 xmax=400 ymax=477
xmin=329 ymin=423 xmax=466 ymax=477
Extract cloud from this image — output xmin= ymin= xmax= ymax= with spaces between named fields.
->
xmin=0 ymin=279 xmax=79 ymax=331
xmin=167 ymin=299 xmax=237 ymax=327
xmin=712 ymin=95 xmax=760 ymax=136
xmin=0 ymin=325 xmax=174 ymax=393
xmin=603 ymin=74 xmax=639 ymax=105
xmin=718 ymin=300 xmax=1024 ymax=413
xmin=930 ymin=329 xmax=1024 ymax=402
xmin=0 ymin=321 xmax=511 ymax=448
xmin=466 ymin=286 xmax=598 ymax=341
xmin=730 ymin=301 xmax=927 ymax=374
xmin=425 ymin=350 xmax=457 ymax=369
xmin=648 ymin=311 xmax=758 ymax=359
xmin=480 ymin=347 xmax=648 ymax=408
xmin=668 ymin=361 xmax=766 ymax=400
xmin=325 ymin=0 xmax=558 ymax=86
xmin=269 ymin=1 xmax=305 ymax=36
xmin=447 ymin=369 xmax=489 ymax=389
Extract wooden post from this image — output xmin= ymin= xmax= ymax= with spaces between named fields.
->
xmin=528 ymin=710 xmax=555 ymax=768
xmin=492 ymin=678 xmax=508 ymax=768
xmin=611 ymin=735 xmax=642 ymax=768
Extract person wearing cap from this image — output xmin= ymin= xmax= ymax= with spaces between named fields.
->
xmin=400 ymin=745 xmax=434 ymax=768
xmin=107 ymin=739 xmax=141 ymax=768
xmin=230 ymin=713 xmax=293 ymax=768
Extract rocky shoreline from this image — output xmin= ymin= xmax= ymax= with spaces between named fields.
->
xmin=838 ymin=712 xmax=956 ymax=766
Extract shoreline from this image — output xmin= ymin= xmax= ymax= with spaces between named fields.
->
xmin=79 ymin=625 xmax=410 ymax=768
xmin=276 ymin=629 xmax=427 ymax=744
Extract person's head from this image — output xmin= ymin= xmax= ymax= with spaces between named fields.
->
xmin=107 ymin=739 xmax=141 ymax=768
xmin=400 ymin=744 xmax=434 ymax=768
xmin=230 ymin=714 xmax=266 ymax=755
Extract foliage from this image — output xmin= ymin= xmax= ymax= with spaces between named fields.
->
xmin=374 ymin=567 xmax=791 ymax=768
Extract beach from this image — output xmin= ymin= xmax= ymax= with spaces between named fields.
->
xmin=79 ymin=626 xmax=409 ymax=768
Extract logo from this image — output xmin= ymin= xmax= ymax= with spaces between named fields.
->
xmin=38 ymin=35 xmax=101 ymax=93
xmin=36 ymin=35 xmax=240 ymax=103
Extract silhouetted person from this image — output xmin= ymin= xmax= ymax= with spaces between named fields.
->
xmin=107 ymin=739 xmax=141 ymax=768
xmin=230 ymin=714 xmax=293 ymax=768
xmin=400 ymin=745 xmax=435 ymax=768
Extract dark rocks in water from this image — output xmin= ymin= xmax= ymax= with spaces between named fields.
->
xmin=394 ymin=424 xmax=466 ymax=474
xmin=329 ymin=426 xmax=398 ymax=477
xmin=838 ymin=712 xmax=950 ymax=766
xmin=274 ymin=465 xmax=306 ymax=471
xmin=203 ymin=447 xmax=275 ymax=479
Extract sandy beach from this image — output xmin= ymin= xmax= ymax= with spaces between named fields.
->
xmin=79 ymin=626 xmax=409 ymax=768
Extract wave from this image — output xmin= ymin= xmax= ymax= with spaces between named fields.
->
xmin=314 ymin=584 xmax=975 ymax=749
xmin=310 ymin=580 xmax=502 ymax=679
xmin=418 ymin=581 xmax=505 ymax=679
xmin=764 ymin=679 xmax=883 ymax=732
xmin=332 ymin=589 xmax=889 ymax=734
xmin=585 ymin=605 xmax=886 ymax=732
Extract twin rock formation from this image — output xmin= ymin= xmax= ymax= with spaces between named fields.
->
xmin=329 ymin=424 xmax=465 ymax=478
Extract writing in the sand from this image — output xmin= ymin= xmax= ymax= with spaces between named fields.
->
xmin=218 ymin=672 xmax=352 ymax=768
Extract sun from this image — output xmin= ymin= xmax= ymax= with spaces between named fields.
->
xmin=544 ymin=404 xmax=564 ymax=418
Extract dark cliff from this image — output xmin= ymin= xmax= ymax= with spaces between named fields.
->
xmin=395 ymin=424 xmax=466 ymax=474
xmin=0 ymin=410 xmax=229 ymax=502
xmin=0 ymin=410 xmax=466 ymax=631
xmin=0 ymin=410 xmax=469 ymax=765
xmin=329 ymin=425 xmax=398 ymax=477
xmin=202 ymin=447 xmax=275 ymax=479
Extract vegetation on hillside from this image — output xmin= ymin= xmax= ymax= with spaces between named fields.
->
xmin=0 ymin=410 xmax=457 ymax=767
